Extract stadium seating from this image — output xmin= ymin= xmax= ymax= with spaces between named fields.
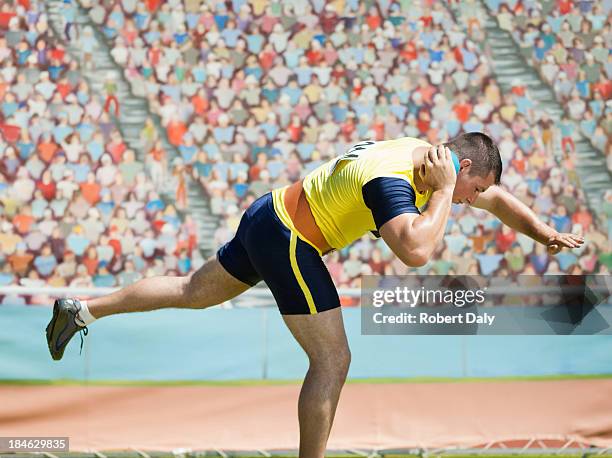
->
xmin=484 ymin=0 xmax=611 ymax=157
xmin=0 ymin=0 xmax=197 ymax=302
xmin=95 ymin=0 xmax=610 ymax=285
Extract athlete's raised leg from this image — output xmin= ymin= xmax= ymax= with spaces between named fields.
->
xmin=46 ymin=258 xmax=251 ymax=360
xmin=87 ymin=257 xmax=250 ymax=318
xmin=283 ymin=308 xmax=351 ymax=458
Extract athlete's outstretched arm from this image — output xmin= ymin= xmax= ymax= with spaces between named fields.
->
xmin=473 ymin=186 xmax=584 ymax=254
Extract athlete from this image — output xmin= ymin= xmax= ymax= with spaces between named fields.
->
xmin=46 ymin=132 xmax=584 ymax=458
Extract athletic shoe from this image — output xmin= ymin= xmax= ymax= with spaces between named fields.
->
xmin=46 ymin=298 xmax=89 ymax=361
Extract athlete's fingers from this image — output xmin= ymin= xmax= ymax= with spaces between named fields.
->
xmin=563 ymin=234 xmax=583 ymax=248
xmin=562 ymin=235 xmax=582 ymax=248
xmin=550 ymin=237 xmax=575 ymax=249
xmin=423 ymin=157 xmax=433 ymax=179
xmin=428 ymin=147 xmax=437 ymax=164
xmin=430 ymin=147 xmax=439 ymax=162
xmin=557 ymin=239 xmax=577 ymax=249
xmin=427 ymin=147 xmax=437 ymax=166
xmin=567 ymin=234 xmax=585 ymax=244
xmin=550 ymin=234 xmax=580 ymax=249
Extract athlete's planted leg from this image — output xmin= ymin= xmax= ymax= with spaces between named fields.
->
xmin=283 ymin=308 xmax=351 ymax=458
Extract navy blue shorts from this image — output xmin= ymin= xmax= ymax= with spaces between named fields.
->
xmin=216 ymin=193 xmax=340 ymax=315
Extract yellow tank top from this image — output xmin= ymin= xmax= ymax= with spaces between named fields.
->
xmin=272 ymin=137 xmax=433 ymax=251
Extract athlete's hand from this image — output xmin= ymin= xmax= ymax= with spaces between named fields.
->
xmin=546 ymin=232 xmax=585 ymax=254
xmin=419 ymin=145 xmax=457 ymax=192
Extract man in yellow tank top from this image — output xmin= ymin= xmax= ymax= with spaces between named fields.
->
xmin=273 ymin=136 xmax=435 ymax=251
xmin=48 ymin=133 xmax=584 ymax=457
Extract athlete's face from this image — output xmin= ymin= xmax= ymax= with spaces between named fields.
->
xmin=452 ymin=161 xmax=496 ymax=205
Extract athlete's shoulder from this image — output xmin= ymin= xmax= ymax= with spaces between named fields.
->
xmin=362 ymin=137 xmax=431 ymax=177
xmin=382 ymin=136 xmax=433 ymax=149
xmin=364 ymin=136 xmax=432 ymax=159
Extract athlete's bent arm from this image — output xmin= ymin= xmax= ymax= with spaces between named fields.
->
xmin=380 ymin=187 xmax=454 ymax=266
xmin=379 ymin=145 xmax=456 ymax=267
xmin=473 ymin=186 xmax=584 ymax=254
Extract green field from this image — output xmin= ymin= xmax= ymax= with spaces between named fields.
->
xmin=1 ymin=373 xmax=612 ymax=386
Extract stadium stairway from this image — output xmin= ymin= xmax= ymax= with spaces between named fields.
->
xmin=44 ymin=0 xmax=217 ymax=263
xmin=447 ymin=1 xmax=611 ymax=216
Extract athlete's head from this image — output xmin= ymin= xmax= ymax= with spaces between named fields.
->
xmin=443 ymin=132 xmax=502 ymax=205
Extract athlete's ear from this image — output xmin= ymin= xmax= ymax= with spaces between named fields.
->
xmin=459 ymin=158 xmax=472 ymax=171
xmin=419 ymin=163 xmax=425 ymax=179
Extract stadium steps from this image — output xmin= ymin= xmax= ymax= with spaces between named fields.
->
xmin=448 ymin=0 xmax=611 ymax=215
xmin=44 ymin=0 xmax=217 ymax=264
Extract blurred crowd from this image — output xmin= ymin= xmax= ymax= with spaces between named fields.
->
xmin=1 ymin=0 xmax=610 ymax=307
xmin=0 ymin=0 xmax=198 ymax=305
xmin=485 ymin=0 xmax=611 ymax=161
xmin=88 ymin=0 xmax=610 ymax=297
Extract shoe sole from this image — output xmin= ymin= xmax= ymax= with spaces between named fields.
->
xmin=46 ymin=300 xmax=65 ymax=361
xmin=45 ymin=301 xmax=58 ymax=347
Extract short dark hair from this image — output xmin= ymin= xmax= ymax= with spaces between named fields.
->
xmin=443 ymin=132 xmax=502 ymax=184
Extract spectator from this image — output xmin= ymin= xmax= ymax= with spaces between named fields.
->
xmin=33 ymin=244 xmax=57 ymax=278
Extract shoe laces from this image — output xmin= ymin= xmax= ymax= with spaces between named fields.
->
xmin=79 ymin=326 xmax=89 ymax=355
xmin=73 ymin=300 xmax=89 ymax=356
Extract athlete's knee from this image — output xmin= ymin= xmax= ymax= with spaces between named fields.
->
xmin=335 ymin=346 xmax=351 ymax=380
xmin=311 ymin=345 xmax=351 ymax=382
xmin=179 ymin=274 xmax=197 ymax=305
xmin=181 ymin=272 xmax=216 ymax=309
xmin=180 ymin=259 xmax=240 ymax=309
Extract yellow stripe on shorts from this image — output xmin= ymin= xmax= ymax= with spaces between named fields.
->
xmin=289 ymin=231 xmax=317 ymax=314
